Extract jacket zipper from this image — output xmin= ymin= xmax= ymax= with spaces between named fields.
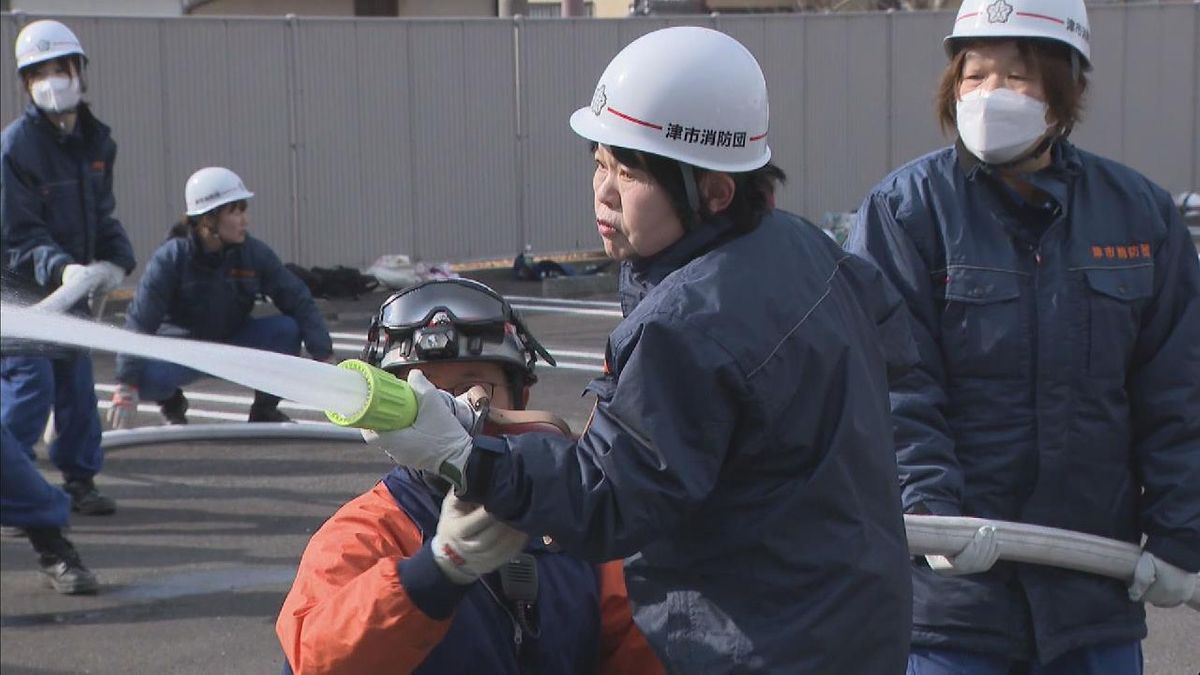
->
xmin=480 ymin=576 xmax=527 ymax=672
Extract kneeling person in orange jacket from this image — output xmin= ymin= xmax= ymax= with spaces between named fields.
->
xmin=276 ymin=278 xmax=662 ymax=675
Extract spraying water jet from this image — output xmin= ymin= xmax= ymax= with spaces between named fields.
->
xmin=0 ymin=303 xmax=416 ymax=431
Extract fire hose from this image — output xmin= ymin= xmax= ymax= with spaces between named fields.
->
xmin=97 ymin=427 xmax=1200 ymax=611
xmin=33 ymin=265 xmax=106 ymax=314
xmin=906 ymin=515 xmax=1200 ymax=610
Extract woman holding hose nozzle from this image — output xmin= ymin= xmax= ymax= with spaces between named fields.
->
xmin=847 ymin=0 xmax=1200 ymax=671
xmin=108 ymin=167 xmax=334 ymax=428
xmin=359 ymin=27 xmax=916 ymax=672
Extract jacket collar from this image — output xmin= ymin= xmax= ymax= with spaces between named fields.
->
xmin=955 ymin=137 xmax=1083 ymax=182
xmin=619 ymin=215 xmax=738 ymax=316
xmin=188 ymin=230 xmax=233 ymax=268
xmin=24 ymin=101 xmax=109 ymax=145
xmin=955 ymin=138 xmax=1080 ymax=215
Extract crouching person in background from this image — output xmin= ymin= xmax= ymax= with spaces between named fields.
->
xmin=108 ymin=167 xmax=333 ymax=428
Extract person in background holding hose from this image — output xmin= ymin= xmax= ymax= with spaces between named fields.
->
xmin=277 ymin=279 xmax=662 ymax=674
xmin=108 ymin=167 xmax=333 ymax=428
xmin=358 ymin=27 xmax=916 ymax=673
xmin=847 ymin=0 xmax=1200 ymax=672
xmin=1 ymin=20 xmax=134 ymax=517
xmin=0 ymin=425 xmax=98 ymax=594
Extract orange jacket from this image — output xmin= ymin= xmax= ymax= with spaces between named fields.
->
xmin=277 ymin=481 xmax=662 ymax=675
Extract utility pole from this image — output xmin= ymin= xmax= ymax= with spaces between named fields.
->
xmin=499 ymin=0 xmax=529 ymax=16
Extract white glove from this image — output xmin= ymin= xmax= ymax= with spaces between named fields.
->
xmin=106 ymin=384 xmax=139 ymax=430
xmin=87 ymin=260 xmax=126 ymax=295
xmin=360 ymin=369 xmax=476 ymax=489
xmin=431 ymin=492 xmax=528 ymax=585
xmin=926 ymin=525 xmax=1001 ymax=576
xmin=60 ymin=263 xmax=89 ymax=287
xmin=1128 ymin=550 xmax=1198 ymax=608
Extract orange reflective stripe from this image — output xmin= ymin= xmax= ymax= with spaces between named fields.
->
xmin=277 ymin=484 xmax=452 ymax=674
xmin=596 ymin=561 xmax=665 ymax=675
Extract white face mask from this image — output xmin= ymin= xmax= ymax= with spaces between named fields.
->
xmin=955 ymin=88 xmax=1051 ymax=165
xmin=30 ymin=75 xmax=82 ymax=114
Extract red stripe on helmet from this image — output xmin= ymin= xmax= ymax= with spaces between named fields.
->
xmin=1015 ymin=11 xmax=1065 ymax=24
xmin=749 ymin=132 xmax=768 ymax=142
xmin=606 ymin=106 xmax=663 ymax=131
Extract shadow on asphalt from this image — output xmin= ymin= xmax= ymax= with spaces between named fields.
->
xmin=0 ymin=589 xmax=283 ymax=628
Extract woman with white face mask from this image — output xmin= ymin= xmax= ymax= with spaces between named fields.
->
xmin=1 ymin=20 xmax=136 ymax=594
xmin=848 ymin=0 xmax=1200 ymax=673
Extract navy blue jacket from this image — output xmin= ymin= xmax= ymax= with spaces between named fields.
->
xmin=387 ymin=469 xmax=602 ymax=674
xmin=848 ymin=141 xmax=1200 ymax=662
xmin=463 ymin=210 xmax=915 ymax=673
xmin=115 ymin=232 xmax=332 ymax=384
xmin=1 ymin=103 xmax=135 ymax=289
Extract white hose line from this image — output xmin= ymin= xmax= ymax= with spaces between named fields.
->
xmin=905 ymin=515 xmax=1200 ymax=610
xmin=93 ymin=426 xmax=1200 ymax=611
xmin=33 ymin=267 xmax=103 ymax=314
xmin=101 ymin=423 xmax=364 ymax=450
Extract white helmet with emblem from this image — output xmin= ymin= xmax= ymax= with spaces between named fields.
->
xmin=945 ymin=0 xmax=1091 ymax=68
xmin=15 ymin=20 xmax=86 ymax=72
xmin=185 ymin=167 xmax=255 ymax=216
xmin=569 ymin=26 xmax=770 ymax=173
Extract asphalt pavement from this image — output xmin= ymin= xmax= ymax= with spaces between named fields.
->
xmin=2 ymin=281 xmax=1197 ymax=674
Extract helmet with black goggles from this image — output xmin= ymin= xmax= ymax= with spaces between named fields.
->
xmin=362 ymin=279 xmax=555 ymax=388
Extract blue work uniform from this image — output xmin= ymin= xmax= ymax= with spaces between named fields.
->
xmin=461 ymin=209 xmax=918 ymax=673
xmin=848 ymin=140 xmax=1200 ymax=670
xmin=115 ymin=232 xmax=333 ymax=399
xmin=1 ymin=102 xmax=135 ymax=494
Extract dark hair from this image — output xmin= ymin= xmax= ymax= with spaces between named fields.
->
xmin=936 ymin=38 xmax=1088 ymax=136
xmin=167 ymin=200 xmax=248 ymax=240
xmin=593 ymin=142 xmax=786 ymax=235
xmin=20 ymin=55 xmax=86 ymax=93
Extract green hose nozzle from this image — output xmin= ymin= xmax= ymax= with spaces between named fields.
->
xmin=324 ymin=359 xmax=418 ymax=431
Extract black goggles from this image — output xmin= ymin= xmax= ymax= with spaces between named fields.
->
xmin=376 ymin=280 xmax=556 ymax=366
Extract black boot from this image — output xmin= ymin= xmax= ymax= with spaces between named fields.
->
xmin=27 ymin=527 xmax=99 ymax=595
xmin=63 ymin=477 xmax=117 ymax=516
xmin=158 ymin=388 xmax=189 ymax=425
xmin=248 ymin=391 xmax=292 ymax=423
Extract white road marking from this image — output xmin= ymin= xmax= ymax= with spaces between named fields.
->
xmin=504 ymin=295 xmax=621 ymax=308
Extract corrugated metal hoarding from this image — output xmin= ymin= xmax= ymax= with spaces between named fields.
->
xmin=1 ymin=7 xmax=1196 ymax=271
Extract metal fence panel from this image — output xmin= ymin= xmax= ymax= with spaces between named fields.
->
xmin=458 ymin=21 xmax=522 ymax=260
xmin=76 ymin=18 xmax=170 ymax=260
xmin=1118 ymin=5 xmax=1195 ymax=193
xmin=799 ymin=13 xmax=892 ymax=216
xmin=405 ymin=20 xmax=518 ymax=262
xmin=222 ymin=19 xmax=295 ymax=261
xmin=758 ymin=17 xmax=807 ymax=217
xmin=350 ymin=19 xmax=417 ymax=266
xmin=889 ymin=11 xmax=955 ymax=177
xmin=520 ymin=18 xmax=622 ymax=255
xmin=295 ymin=19 xmax=365 ymax=266
xmin=1 ymin=19 xmax=23 ymax=133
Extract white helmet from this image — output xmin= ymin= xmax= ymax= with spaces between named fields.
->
xmin=945 ymin=0 xmax=1091 ymax=68
xmin=185 ymin=167 xmax=255 ymax=216
xmin=15 ymin=20 xmax=86 ymax=72
xmin=569 ymin=26 xmax=770 ymax=173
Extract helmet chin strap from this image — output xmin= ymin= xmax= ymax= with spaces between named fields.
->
xmin=679 ymin=163 xmax=701 ymax=213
